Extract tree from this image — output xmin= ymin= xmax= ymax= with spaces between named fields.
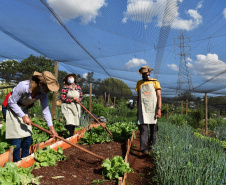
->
xmin=99 ymin=78 xmax=132 ymax=97
xmin=19 ymin=55 xmax=55 ymax=80
xmin=58 ymin=70 xmax=68 ymax=90
xmin=0 ymin=59 xmax=21 ymax=84
xmin=77 ymin=72 xmax=101 ymax=94
xmin=0 ymin=55 xmax=69 ymax=90
xmin=177 ymin=92 xmax=195 ymax=101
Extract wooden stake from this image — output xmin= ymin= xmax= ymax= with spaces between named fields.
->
xmin=181 ymin=101 xmax=183 ymax=115
xmin=36 ymin=143 xmax=40 ymax=151
xmin=114 ymin=97 xmax=116 ymax=108
xmin=118 ymin=177 xmax=123 ymax=185
xmin=89 ymin=83 xmax=92 ymax=123
xmin=104 ymin=92 xmax=106 ymax=107
xmin=205 ymin=93 xmax=208 ymax=136
xmin=8 ymin=146 xmax=14 ymax=162
xmin=108 ymin=93 xmax=110 ymax=104
xmin=52 ymin=61 xmax=58 ymax=119
xmin=186 ymin=99 xmax=188 ymax=116
xmin=166 ymin=104 xmax=168 ymax=118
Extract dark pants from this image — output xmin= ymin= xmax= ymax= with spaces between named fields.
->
xmin=65 ymin=125 xmax=75 ymax=138
xmin=11 ymin=136 xmax=32 ymax=162
xmin=139 ymin=123 xmax=158 ymax=151
xmin=2 ymin=105 xmax=7 ymax=122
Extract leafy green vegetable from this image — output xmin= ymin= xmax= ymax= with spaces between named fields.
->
xmin=102 ymin=156 xmax=133 ymax=180
xmin=0 ymin=162 xmax=39 ymax=185
xmin=31 ymin=117 xmax=50 ymax=145
xmin=34 ymin=146 xmax=67 ymax=167
xmin=0 ymin=121 xmax=11 ymax=154
xmin=78 ymin=122 xmax=138 ymax=145
xmin=78 ymin=127 xmax=112 ymax=145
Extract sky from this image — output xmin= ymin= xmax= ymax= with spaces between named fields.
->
xmin=0 ymin=0 xmax=226 ymax=98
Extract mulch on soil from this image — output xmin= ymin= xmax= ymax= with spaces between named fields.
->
xmin=32 ymin=131 xmax=156 ymax=185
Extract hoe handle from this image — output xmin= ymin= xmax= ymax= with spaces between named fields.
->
xmin=77 ymin=101 xmax=113 ymax=138
xmin=30 ymin=122 xmax=105 ymax=160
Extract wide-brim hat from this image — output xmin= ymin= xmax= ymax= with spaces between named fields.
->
xmin=63 ymin=73 xmax=77 ymax=84
xmin=33 ymin=71 xmax=59 ymax=92
xmin=138 ymin=66 xmax=153 ymax=74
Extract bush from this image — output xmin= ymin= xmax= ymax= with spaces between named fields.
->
xmin=215 ymin=125 xmax=226 ymax=141
xmin=196 ymin=119 xmax=205 ymax=129
xmin=168 ymin=114 xmax=189 ymax=126
xmin=190 ymin=106 xmax=204 ymax=123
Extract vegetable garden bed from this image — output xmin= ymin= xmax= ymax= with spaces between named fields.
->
xmin=31 ymin=141 xmax=127 ymax=185
xmin=30 ymin=131 xmax=156 ymax=185
xmin=0 ymin=129 xmax=156 ymax=185
xmin=0 ymin=122 xmax=102 ymax=168
xmin=1 ymin=119 xmax=157 ymax=184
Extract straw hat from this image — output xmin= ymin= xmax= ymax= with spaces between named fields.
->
xmin=138 ymin=66 xmax=153 ymax=74
xmin=33 ymin=71 xmax=59 ymax=92
xmin=63 ymin=73 xmax=77 ymax=84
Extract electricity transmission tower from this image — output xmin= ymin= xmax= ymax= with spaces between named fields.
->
xmin=174 ymin=30 xmax=193 ymax=96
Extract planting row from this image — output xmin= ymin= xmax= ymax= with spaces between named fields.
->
xmin=152 ymin=121 xmax=226 ymax=184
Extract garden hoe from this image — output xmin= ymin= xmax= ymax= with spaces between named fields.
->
xmin=77 ymin=101 xmax=113 ymax=139
xmin=30 ymin=122 xmax=105 ymax=161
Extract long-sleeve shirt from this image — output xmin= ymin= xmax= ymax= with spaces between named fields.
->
xmin=8 ymin=80 xmax=53 ymax=127
xmin=60 ymin=84 xmax=83 ymax=103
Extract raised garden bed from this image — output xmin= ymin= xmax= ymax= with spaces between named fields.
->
xmin=32 ymin=141 xmax=126 ymax=184
xmin=0 ymin=123 xmax=102 ymax=167
xmin=1 ymin=122 xmax=156 ymax=184
xmin=31 ymin=131 xmax=156 ymax=185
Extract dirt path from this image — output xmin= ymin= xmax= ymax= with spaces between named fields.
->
xmin=127 ymin=132 xmax=157 ymax=185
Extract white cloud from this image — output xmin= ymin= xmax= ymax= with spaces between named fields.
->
xmin=196 ymin=1 xmax=203 ymax=9
xmin=187 ymin=57 xmax=192 ymax=62
xmin=82 ymin=72 xmax=88 ymax=79
xmin=167 ymin=64 xmax=179 ymax=71
xmin=186 ymin=62 xmax=193 ymax=68
xmin=123 ymin=0 xmax=169 ymax=24
xmin=223 ymin=8 xmax=226 ymax=19
xmin=47 ymin=0 xmax=106 ymax=24
xmin=171 ymin=9 xmax=202 ymax=30
xmin=125 ymin=58 xmax=147 ymax=69
xmin=190 ymin=53 xmax=226 ymax=82
xmin=123 ymin=0 xmax=202 ymax=31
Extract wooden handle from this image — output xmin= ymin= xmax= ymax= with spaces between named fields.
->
xmin=30 ymin=122 xmax=105 ymax=160
xmin=77 ymin=101 xmax=113 ymax=138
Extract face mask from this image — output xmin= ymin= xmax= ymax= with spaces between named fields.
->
xmin=68 ymin=78 xmax=74 ymax=84
xmin=40 ymin=85 xmax=47 ymax=94
xmin=142 ymin=75 xmax=150 ymax=81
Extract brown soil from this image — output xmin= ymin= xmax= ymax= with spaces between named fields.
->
xmin=32 ymin=131 xmax=156 ymax=185
xmin=127 ymin=132 xmax=157 ymax=185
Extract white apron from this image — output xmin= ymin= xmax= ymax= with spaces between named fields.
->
xmin=6 ymin=95 xmax=36 ymax=139
xmin=138 ymin=83 xmax=157 ymax=125
xmin=61 ymin=90 xmax=81 ymax=126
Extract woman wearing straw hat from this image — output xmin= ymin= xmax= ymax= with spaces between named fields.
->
xmin=5 ymin=71 xmax=59 ymax=162
xmin=60 ymin=73 xmax=83 ymax=138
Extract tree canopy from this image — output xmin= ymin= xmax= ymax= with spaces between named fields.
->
xmin=0 ymin=55 xmax=69 ymax=89
xmin=99 ymin=78 xmax=132 ymax=97
xmin=0 ymin=55 xmax=132 ymax=98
